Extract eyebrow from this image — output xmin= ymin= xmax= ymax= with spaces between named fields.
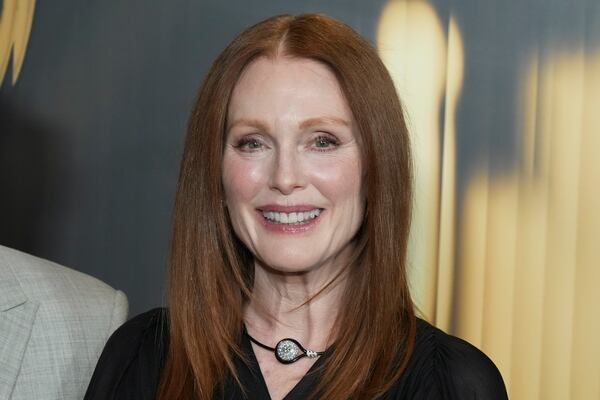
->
xmin=299 ymin=116 xmax=350 ymax=129
xmin=227 ymin=118 xmax=269 ymax=133
xmin=227 ymin=116 xmax=350 ymax=132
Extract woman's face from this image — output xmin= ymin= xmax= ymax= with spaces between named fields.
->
xmin=222 ymin=56 xmax=364 ymax=274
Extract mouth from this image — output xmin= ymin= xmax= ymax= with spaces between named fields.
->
xmin=255 ymin=206 xmax=324 ymax=233
xmin=259 ymin=208 xmax=323 ymax=224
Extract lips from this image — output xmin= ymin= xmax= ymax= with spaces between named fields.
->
xmin=257 ymin=204 xmax=321 ymax=212
xmin=261 ymin=209 xmax=322 ymax=224
xmin=255 ymin=204 xmax=324 ymax=233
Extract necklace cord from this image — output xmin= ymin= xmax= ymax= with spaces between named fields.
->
xmin=247 ymin=334 xmax=276 ymax=352
xmin=245 ymin=332 xmax=326 ymax=364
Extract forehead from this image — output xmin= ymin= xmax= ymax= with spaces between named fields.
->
xmin=227 ymin=56 xmax=353 ymax=123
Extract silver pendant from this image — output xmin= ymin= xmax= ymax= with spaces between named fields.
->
xmin=275 ymin=338 xmax=320 ymax=364
xmin=246 ymin=331 xmax=326 ymax=365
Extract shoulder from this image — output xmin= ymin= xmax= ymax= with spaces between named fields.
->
xmin=85 ymin=308 xmax=168 ymax=400
xmin=0 ymin=245 xmax=128 ymax=336
xmin=102 ymin=307 xmax=167 ymax=353
xmin=0 ymin=245 xmax=127 ymax=317
xmin=390 ymin=318 xmax=508 ymax=399
xmin=0 ymin=245 xmax=129 ymax=399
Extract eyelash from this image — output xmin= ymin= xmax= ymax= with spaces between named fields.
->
xmin=234 ymin=138 xmax=264 ymax=152
xmin=312 ymin=135 xmax=340 ymax=151
xmin=232 ymin=134 xmax=340 ymax=153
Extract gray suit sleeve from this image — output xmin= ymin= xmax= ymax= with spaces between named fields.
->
xmin=108 ymin=290 xmax=128 ymax=336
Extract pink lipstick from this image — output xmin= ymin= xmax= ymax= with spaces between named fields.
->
xmin=255 ymin=204 xmax=324 ymax=234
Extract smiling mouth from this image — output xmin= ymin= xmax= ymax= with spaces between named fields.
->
xmin=260 ymin=209 xmax=323 ymax=224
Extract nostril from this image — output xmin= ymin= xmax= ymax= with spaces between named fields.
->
xmin=268 ymin=153 xmax=307 ymax=194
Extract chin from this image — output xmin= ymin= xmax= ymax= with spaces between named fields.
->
xmin=255 ymin=249 xmax=326 ymax=275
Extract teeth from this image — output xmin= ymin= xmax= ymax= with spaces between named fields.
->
xmin=262 ymin=209 xmax=322 ymax=224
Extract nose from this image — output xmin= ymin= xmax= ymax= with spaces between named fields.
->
xmin=268 ymin=147 xmax=306 ymax=195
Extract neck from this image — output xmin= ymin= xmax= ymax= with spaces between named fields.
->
xmin=244 ymin=260 xmax=348 ymax=351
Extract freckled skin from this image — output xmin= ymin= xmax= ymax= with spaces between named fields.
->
xmin=222 ymin=57 xmax=365 ymax=275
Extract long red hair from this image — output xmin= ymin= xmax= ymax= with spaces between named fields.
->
xmin=157 ymin=13 xmax=416 ymax=399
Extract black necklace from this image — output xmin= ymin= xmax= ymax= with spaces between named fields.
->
xmin=245 ymin=333 xmax=326 ymax=364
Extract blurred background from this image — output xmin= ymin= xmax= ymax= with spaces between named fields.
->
xmin=1 ymin=0 xmax=598 ymax=398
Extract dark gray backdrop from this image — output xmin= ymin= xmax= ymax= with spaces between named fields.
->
xmin=1 ymin=0 xmax=596 ymax=316
xmin=0 ymin=0 xmax=389 ymax=315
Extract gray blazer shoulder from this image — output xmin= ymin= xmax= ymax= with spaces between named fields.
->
xmin=0 ymin=245 xmax=128 ymax=400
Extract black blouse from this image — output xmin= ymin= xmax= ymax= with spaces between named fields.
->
xmin=84 ymin=309 xmax=508 ymax=399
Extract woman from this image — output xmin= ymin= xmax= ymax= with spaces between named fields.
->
xmin=85 ymin=14 xmax=508 ymax=400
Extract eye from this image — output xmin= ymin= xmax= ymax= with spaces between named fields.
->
xmin=234 ymin=137 xmax=264 ymax=152
xmin=313 ymin=135 xmax=339 ymax=150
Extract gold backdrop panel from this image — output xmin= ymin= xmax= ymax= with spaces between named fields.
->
xmin=378 ymin=1 xmax=600 ymax=399
xmin=0 ymin=0 xmax=36 ymax=85
xmin=459 ymin=48 xmax=600 ymax=400
xmin=377 ymin=0 xmax=464 ymax=326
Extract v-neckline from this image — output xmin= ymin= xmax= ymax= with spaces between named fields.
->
xmin=240 ymin=329 xmax=326 ymax=400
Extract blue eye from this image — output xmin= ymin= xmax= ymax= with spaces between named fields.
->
xmin=314 ymin=135 xmax=339 ymax=149
xmin=235 ymin=138 xmax=263 ymax=152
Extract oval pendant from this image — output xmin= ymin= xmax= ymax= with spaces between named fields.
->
xmin=275 ymin=338 xmax=305 ymax=364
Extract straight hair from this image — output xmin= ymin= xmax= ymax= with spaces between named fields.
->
xmin=157 ymin=13 xmax=416 ymax=399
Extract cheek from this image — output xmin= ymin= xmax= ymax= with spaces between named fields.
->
xmin=222 ymin=154 xmax=265 ymax=208
xmin=311 ymin=156 xmax=363 ymax=205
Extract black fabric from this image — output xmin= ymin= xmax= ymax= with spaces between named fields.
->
xmin=84 ymin=308 xmax=508 ymax=400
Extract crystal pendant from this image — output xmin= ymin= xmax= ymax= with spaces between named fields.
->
xmin=275 ymin=338 xmax=305 ymax=364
